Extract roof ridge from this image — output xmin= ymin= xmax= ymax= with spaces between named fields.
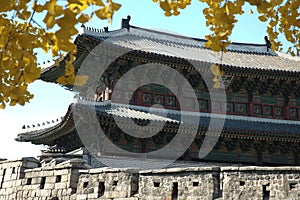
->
xmin=80 ymin=24 xmax=274 ymax=55
xmin=131 ymin=25 xmax=269 ymax=47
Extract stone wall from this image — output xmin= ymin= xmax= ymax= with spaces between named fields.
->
xmin=1 ymin=157 xmax=300 ymax=200
xmin=76 ymin=168 xmax=139 ymax=200
xmin=0 ymin=158 xmax=85 ymax=200
xmin=222 ymin=166 xmax=300 ymax=200
xmin=139 ymin=167 xmax=221 ymax=200
xmin=0 ymin=157 xmax=39 ymax=199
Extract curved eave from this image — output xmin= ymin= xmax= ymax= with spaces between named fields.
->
xmin=39 ymin=34 xmax=103 ymax=88
xmin=16 ymin=105 xmax=75 ymax=146
xmin=221 ymin=64 xmax=300 ymax=80
xmin=38 ymin=29 xmax=300 ymax=87
xmin=16 ymin=103 xmax=300 ymax=151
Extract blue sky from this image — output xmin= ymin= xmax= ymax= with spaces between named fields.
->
xmin=0 ymin=1 xmax=274 ymax=159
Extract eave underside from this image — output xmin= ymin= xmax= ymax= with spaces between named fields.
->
xmin=39 ymin=33 xmax=300 ymax=87
xmin=17 ymin=103 xmax=300 ymax=149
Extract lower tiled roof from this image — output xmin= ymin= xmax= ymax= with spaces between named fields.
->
xmin=16 ymin=101 xmax=300 ymax=147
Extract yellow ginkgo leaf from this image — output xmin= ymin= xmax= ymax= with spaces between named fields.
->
xmin=160 ymin=1 xmax=171 ymax=12
xmin=0 ymin=0 xmax=13 ymax=12
xmin=0 ymin=103 xmax=5 ymax=109
xmin=258 ymin=15 xmax=268 ymax=22
xmin=9 ymin=100 xmax=17 ymax=106
xmin=225 ymin=4 xmax=229 ymax=13
xmin=33 ymin=4 xmax=45 ymax=12
xmin=213 ymin=82 xmax=221 ymax=89
xmin=213 ymin=76 xmax=219 ymax=83
xmin=19 ymin=10 xmax=31 ymax=20
xmin=57 ymin=74 xmax=75 ymax=85
xmin=165 ymin=11 xmax=172 ymax=16
xmin=95 ymin=6 xmax=111 ymax=19
xmin=91 ymin=0 xmax=105 ymax=6
xmin=74 ymin=75 xmax=89 ymax=86
xmin=109 ymin=0 xmax=121 ymax=12
xmin=46 ymin=0 xmax=57 ymax=14
xmin=78 ymin=13 xmax=90 ymax=23
xmin=211 ymin=64 xmax=223 ymax=76
xmin=178 ymin=2 xmax=186 ymax=9
xmin=69 ymin=0 xmax=88 ymax=12
xmin=43 ymin=13 xmax=56 ymax=28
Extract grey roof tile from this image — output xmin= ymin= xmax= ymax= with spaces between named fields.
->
xmin=82 ymin=26 xmax=300 ymax=72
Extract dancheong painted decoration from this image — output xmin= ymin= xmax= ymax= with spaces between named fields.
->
xmin=17 ymin=19 xmax=300 ymax=166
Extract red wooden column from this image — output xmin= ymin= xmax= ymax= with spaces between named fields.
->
xmin=248 ymin=102 xmax=254 ymax=116
xmin=136 ymin=90 xmax=142 ymax=105
xmin=284 ymin=96 xmax=290 ymax=120
xmin=248 ymin=93 xmax=254 ymax=116
xmin=284 ymin=106 xmax=290 ymax=120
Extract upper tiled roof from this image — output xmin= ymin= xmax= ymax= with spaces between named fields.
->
xmin=39 ymin=25 xmax=300 ymax=85
xmin=78 ymin=25 xmax=300 ymax=73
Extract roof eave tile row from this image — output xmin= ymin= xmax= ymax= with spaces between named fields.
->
xmin=16 ymin=102 xmax=300 ymax=145
xmin=39 ymin=25 xmax=300 ymax=84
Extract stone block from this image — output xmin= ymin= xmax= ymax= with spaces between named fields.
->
xmin=42 ymin=170 xmax=54 ymax=177
xmin=70 ymin=194 xmax=77 ymax=200
xmin=44 ymin=183 xmax=55 ymax=190
xmin=87 ymin=193 xmax=99 ymax=199
xmin=34 ymin=189 xmax=41 ymax=197
xmin=76 ymin=194 xmax=88 ymax=200
xmin=10 ymin=173 xmax=18 ymax=180
xmin=61 ymin=174 xmax=69 ymax=182
xmin=55 ymin=182 xmax=67 ymax=189
xmin=56 ymin=188 xmax=63 ymax=197
xmin=105 ymin=190 xmax=128 ymax=198
xmin=16 ymin=190 xmax=23 ymax=198
xmin=46 ymin=176 xmax=57 ymax=184
xmin=32 ymin=177 xmax=41 ymax=185
xmin=60 ymin=188 xmax=67 ymax=196
xmin=54 ymin=169 xmax=70 ymax=176
xmin=22 ymin=190 xmax=29 ymax=198
xmin=40 ymin=189 xmax=52 ymax=197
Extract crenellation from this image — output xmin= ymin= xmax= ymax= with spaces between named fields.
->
xmin=138 ymin=167 xmax=220 ymax=200
xmin=221 ymin=167 xmax=300 ymax=200
xmin=2 ymin=157 xmax=300 ymax=199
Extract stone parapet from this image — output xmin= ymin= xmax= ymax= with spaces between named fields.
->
xmin=221 ymin=166 xmax=300 ymax=200
xmin=0 ymin=157 xmax=300 ymax=199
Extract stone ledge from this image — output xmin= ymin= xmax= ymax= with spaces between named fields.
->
xmin=221 ymin=166 xmax=300 ymax=172
xmin=139 ymin=166 xmax=221 ymax=174
xmin=80 ymin=167 xmax=139 ymax=174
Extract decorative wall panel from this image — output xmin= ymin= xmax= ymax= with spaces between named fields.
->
xmin=166 ymin=96 xmax=176 ymax=107
xmin=264 ymin=106 xmax=273 ymax=117
xmin=236 ymin=103 xmax=247 ymax=114
xmin=274 ymin=107 xmax=283 ymax=117
xmin=253 ymin=105 xmax=262 ymax=116
xmin=154 ymin=94 xmax=164 ymax=105
xmin=289 ymin=108 xmax=298 ymax=119
xmin=142 ymin=93 xmax=152 ymax=105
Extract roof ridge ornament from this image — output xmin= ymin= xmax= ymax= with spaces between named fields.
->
xmin=104 ymin=27 xmax=109 ymax=33
xmin=121 ymin=15 xmax=131 ymax=31
xmin=264 ymin=36 xmax=271 ymax=52
xmin=21 ymin=118 xmax=62 ymax=132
